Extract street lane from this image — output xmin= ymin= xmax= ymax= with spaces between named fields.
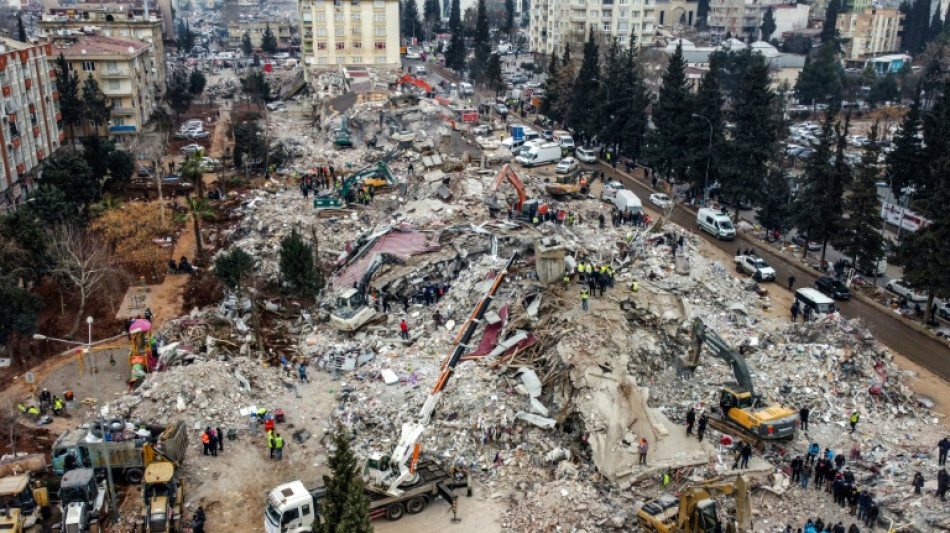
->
xmin=600 ymin=163 xmax=950 ymax=383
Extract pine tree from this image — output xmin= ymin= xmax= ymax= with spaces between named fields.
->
xmin=81 ymin=75 xmax=109 ymax=132
xmin=402 ymin=0 xmax=422 ymax=40
xmin=504 ymin=0 xmax=515 ymax=34
xmin=645 ymin=43 xmax=693 ymax=183
xmin=423 ymin=0 xmax=441 ymax=35
xmin=165 ymin=69 xmax=194 ymax=121
xmin=929 ymin=7 xmax=943 ymax=42
xmin=761 ymin=7 xmax=776 ymax=41
xmin=616 ymin=41 xmax=649 ymax=161
xmin=214 ymin=248 xmax=254 ymax=290
xmin=597 ymin=38 xmax=625 ymax=152
xmin=568 ymin=28 xmax=600 ymax=145
xmin=722 ymin=54 xmax=781 ymax=219
xmin=546 ymin=49 xmax=558 ymax=76
xmin=687 ymin=60 xmax=725 ymax=195
xmin=261 ymin=24 xmax=278 ymax=54
xmin=279 ymin=228 xmax=321 ymax=297
xmin=242 ymin=32 xmax=253 ymax=56
xmin=834 ymin=122 xmax=884 ymax=275
xmin=561 ymin=43 xmax=571 ymax=65
xmin=757 ymin=168 xmax=793 ymax=234
xmin=820 ymin=0 xmax=841 ymax=43
xmin=189 ymin=67 xmax=207 ymax=96
xmin=795 ymin=42 xmax=841 ymax=105
xmin=54 ymin=54 xmax=82 ymax=147
xmin=886 ymin=86 xmax=924 ymax=200
xmin=445 ymin=0 xmax=466 ymax=70
xmin=485 ymin=53 xmax=504 ymax=92
xmin=316 ymin=427 xmax=370 ymax=533
xmin=16 ymin=15 xmax=26 ymax=43
xmin=539 ymin=50 xmax=559 ymax=118
xmin=470 ymin=0 xmax=490 ymax=82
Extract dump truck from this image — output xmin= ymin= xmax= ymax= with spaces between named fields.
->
xmin=0 ymin=474 xmax=49 ymax=532
xmin=58 ymin=468 xmax=109 ymax=533
xmin=142 ymin=462 xmax=183 ymax=533
xmin=52 ymin=421 xmax=188 ymax=483
xmin=264 ymin=459 xmax=467 ymax=532
xmin=637 ymin=476 xmax=751 ymax=533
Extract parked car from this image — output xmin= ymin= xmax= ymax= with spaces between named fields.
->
xmin=575 ymin=146 xmax=597 ymax=164
xmin=791 ymin=234 xmax=822 ymax=251
xmin=181 ymin=143 xmax=204 ymax=155
xmin=555 ymin=157 xmax=578 ymax=174
xmin=541 ymin=130 xmax=554 ymax=141
xmin=734 ymin=254 xmax=776 ymax=282
xmin=814 ymin=276 xmax=851 ymax=300
xmin=266 ymin=101 xmax=286 ymax=111
xmin=180 ymin=119 xmax=203 ymax=131
xmin=186 ymin=130 xmax=210 ymax=139
xmin=472 ymin=125 xmax=491 ymax=136
xmin=649 ymin=193 xmax=673 ymax=209
xmin=885 ymin=279 xmax=929 ymax=303
xmin=414 ymin=65 xmax=428 ymax=75
xmin=934 ymin=300 xmax=950 ymax=320
xmin=494 ymin=103 xmax=509 ymax=116
xmin=200 ymin=157 xmax=222 ymax=171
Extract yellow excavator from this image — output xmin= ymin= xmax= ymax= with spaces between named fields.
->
xmin=637 ymin=476 xmax=751 ymax=533
xmin=0 ymin=475 xmax=48 ymax=533
xmin=685 ymin=318 xmax=798 ymax=449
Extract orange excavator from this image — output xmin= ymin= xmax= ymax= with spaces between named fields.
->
xmin=396 ymin=74 xmax=450 ymax=105
xmin=485 ymin=164 xmax=547 ymax=220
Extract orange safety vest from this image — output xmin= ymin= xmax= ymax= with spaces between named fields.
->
xmin=201 ymin=432 xmax=210 ymax=444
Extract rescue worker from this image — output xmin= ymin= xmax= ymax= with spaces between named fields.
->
xmin=849 ymin=411 xmax=860 ymax=433
xmin=267 ymin=430 xmax=276 ymax=459
xmin=53 ymin=397 xmax=64 ymax=416
xmin=27 ymin=405 xmax=39 ymax=420
xmin=201 ymin=429 xmax=211 ymax=455
xmin=274 ymin=433 xmax=285 ymax=460
xmin=581 ymin=288 xmax=589 ymax=311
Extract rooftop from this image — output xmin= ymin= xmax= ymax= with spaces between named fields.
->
xmin=56 ymin=34 xmax=147 ymax=57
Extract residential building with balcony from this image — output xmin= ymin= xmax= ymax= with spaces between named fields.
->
xmin=0 ymin=38 xmax=62 ymax=209
xmin=39 ymin=5 xmax=165 ymax=90
xmin=707 ymin=0 xmax=789 ymax=41
xmin=297 ymin=0 xmax=400 ymax=76
xmin=226 ymin=21 xmax=295 ymax=52
xmin=528 ymin=0 xmax=659 ymax=55
xmin=836 ymin=6 xmax=902 ymax=60
xmin=53 ymin=34 xmax=161 ymax=144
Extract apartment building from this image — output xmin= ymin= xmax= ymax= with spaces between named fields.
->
xmin=297 ymin=0 xmax=400 ymax=74
xmin=528 ymin=0 xmax=658 ymax=55
xmin=836 ymin=6 xmax=902 ymax=59
xmin=707 ymin=0 xmax=787 ymax=40
xmin=226 ymin=21 xmax=295 ymax=51
xmin=39 ymin=5 xmax=165 ymax=89
xmin=54 ymin=35 xmax=161 ymax=144
xmin=0 ymin=39 xmax=62 ymax=208
xmin=656 ymin=0 xmax=698 ymax=28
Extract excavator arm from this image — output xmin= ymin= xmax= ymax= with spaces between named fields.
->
xmin=676 ymin=476 xmax=751 ymax=533
xmin=491 ymin=164 xmax=527 ymax=212
xmin=356 ymin=252 xmax=402 ymax=299
xmin=689 ymin=318 xmax=756 ymax=397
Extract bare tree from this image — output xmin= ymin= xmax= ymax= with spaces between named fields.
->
xmin=50 ymin=226 xmax=117 ymax=338
xmin=0 ymin=393 xmax=22 ymax=456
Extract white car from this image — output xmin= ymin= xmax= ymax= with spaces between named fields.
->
xmin=266 ymin=101 xmax=286 ymax=111
xmin=649 ymin=193 xmax=673 ymax=209
xmin=180 ymin=119 xmax=203 ymax=131
xmin=885 ymin=279 xmax=929 ymax=303
xmin=200 ymin=157 xmax=222 ymax=171
xmin=414 ymin=65 xmax=428 ymax=75
xmin=186 ymin=130 xmax=210 ymax=139
xmin=555 ymin=157 xmax=578 ymax=174
xmin=180 ymin=143 xmax=204 ymax=155
xmin=575 ymin=146 xmax=597 ymax=164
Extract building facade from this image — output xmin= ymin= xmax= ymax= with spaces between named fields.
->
xmin=54 ymin=35 xmax=161 ymax=144
xmin=707 ymin=0 xmax=787 ymax=40
xmin=528 ymin=0 xmax=658 ymax=55
xmin=0 ymin=39 xmax=62 ymax=208
xmin=39 ymin=5 xmax=166 ymax=90
xmin=771 ymin=3 xmax=809 ymax=36
xmin=226 ymin=21 xmax=295 ymax=51
xmin=656 ymin=0 xmax=698 ymax=29
xmin=836 ymin=6 xmax=902 ymax=60
xmin=297 ymin=0 xmax=400 ymax=74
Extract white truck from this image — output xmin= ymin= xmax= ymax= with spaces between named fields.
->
xmin=734 ymin=254 xmax=776 ymax=282
xmin=613 ymin=190 xmax=643 ymax=214
xmin=515 ymin=142 xmax=562 ymax=167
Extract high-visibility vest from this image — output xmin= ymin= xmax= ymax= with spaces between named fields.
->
xmin=54 ymin=400 xmax=63 ymax=409
xmin=632 ymin=282 xmax=639 ymax=292
xmin=201 ymin=433 xmax=210 ymax=444
xmin=581 ymin=292 xmax=589 ymax=301
xmin=27 ymin=407 xmax=38 ymax=415
xmin=17 ymin=404 xmax=26 ymax=412
xmin=850 ymin=413 xmax=859 ymax=423
xmin=274 ymin=437 xmax=284 ymax=449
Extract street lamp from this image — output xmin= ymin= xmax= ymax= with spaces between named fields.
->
xmin=692 ymin=113 xmax=713 ymax=205
xmin=33 ymin=319 xmax=141 ymax=519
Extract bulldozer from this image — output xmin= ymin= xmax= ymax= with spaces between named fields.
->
xmin=141 ymin=462 xmax=183 ymax=533
xmin=544 ymin=168 xmax=594 ymax=197
xmin=58 ymin=468 xmax=108 ymax=533
xmin=637 ymin=476 xmax=751 ymax=533
xmin=684 ymin=318 xmax=798 ymax=449
xmin=0 ymin=475 xmax=48 ymax=533
xmin=333 ymin=116 xmax=353 ymax=148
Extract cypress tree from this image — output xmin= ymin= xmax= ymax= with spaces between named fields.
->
xmin=316 ymin=427 xmax=371 ymax=533
xmin=833 ymin=122 xmax=885 ymax=275
xmin=760 ymin=7 xmax=776 ymax=41
xmin=446 ymin=0 xmax=465 ymax=70
xmin=820 ymin=0 xmax=841 ymax=43
xmin=470 ymin=0 xmax=490 ymax=82
xmin=646 ymin=43 xmax=693 ymax=182
xmin=279 ymin=228 xmax=321 ymax=297
xmin=568 ymin=28 xmax=600 ymax=145
xmin=885 ymin=86 xmax=924 ymax=200
xmin=688 ymin=60 xmax=725 ymax=195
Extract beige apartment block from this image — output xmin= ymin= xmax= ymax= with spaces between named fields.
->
xmin=529 ymin=0 xmax=659 ymax=55
xmin=836 ymin=6 xmax=902 ymax=60
xmin=227 ymin=22 xmax=295 ymax=51
xmin=298 ymin=0 xmax=400 ymax=76
xmin=54 ymin=34 xmax=161 ymax=145
xmin=0 ymin=39 xmax=62 ymax=209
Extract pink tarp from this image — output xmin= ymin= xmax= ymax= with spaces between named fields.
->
xmin=465 ymin=306 xmax=509 ymax=358
xmin=331 ymin=227 xmax=439 ymax=289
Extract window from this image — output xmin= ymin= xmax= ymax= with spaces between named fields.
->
xmin=632 ymin=10 xmax=640 ymax=17
xmin=374 ymin=0 xmax=384 ymax=6
xmin=119 ymin=29 xmax=130 ymax=36
xmin=316 ymin=0 xmax=325 ymax=4
xmin=374 ymin=13 xmax=386 ymax=21
xmin=353 ymin=56 xmax=363 ymax=62
xmin=113 ymin=117 xmax=125 ymax=126
xmin=352 ymin=27 xmax=362 ymax=34
xmin=317 ymin=41 xmax=328 ymax=49
xmin=301 ymin=505 xmax=311 ymax=517
xmin=375 ymin=27 xmax=386 ymax=36
xmin=620 ymin=9 xmax=627 ymax=17
xmin=318 ymin=56 xmax=328 ymax=64
xmin=618 ymin=35 xmax=626 ymax=43
xmin=317 ymin=28 xmax=327 ymax=36
xmin=603 ymin=9 xmax=611 ymax=17
xmin=375 ymin=41 xmax=386 ymax=49
xmin=106 ymin=61 xmax=118 ymax=72
xmin=317 ymin=13 xmax=325 ymax=20
xmin=619 ymin=0 xmax=628 ymax=4
xmin=337 ymin=57 xmax=345 ymax=64
xmin=111 ymin=98 xmax=122 ymax=107
xmin=336 ymin=42 xmax=345 ymax=49
xmin=109 ymin=79 xmax=120 ymax=90
xmin=376 ymin=55 xmax=387 ymax=63
xmin=618 ymin=20 xmax=628 ymax=30
xmin=335 ymin=13 xmax=344 ymax=21
xmin=352 ymin=13 xmax=361 ymax=20
xmin=351 ymin=0 xmax=360 ymax=4
xmin=589 ymin=10 xmax=598 ymax=17
xmin=353 ymin=41 xmax=362 ymax=47
xmin=336 ymin=27 xmax=345 ymax=35
xmin=602 ymin=20 xmax=611 ymax=30
xmin=81 ymin=61 xmax=95 ymax=71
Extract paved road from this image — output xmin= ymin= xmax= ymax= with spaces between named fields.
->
xmin=599 ymin=163 xmax=950 ymax=383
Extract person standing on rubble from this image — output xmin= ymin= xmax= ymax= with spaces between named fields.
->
xmin=685 ymin=407 xmax=696 ymax=435
xmin=267 ymin=429 xmax=276 ymax=459
xmin=581 ymin=288 xmax=589 ymax=311
xmin=400 ymin=319 xmax=409 ymax=340
xmin=637 ymin=439 xmax=649 ymax=465
xmin=938 ymin=468 xmax=949 ymax=501
xmin=807 ymin=442 xmax=820 ymax=465
xmin=739 ymin=443 xmax=752 ymax=469
xmin=849 ymin=411 xmax=860 ymax=433
xmin=791 ymin=456 xmax=803 ymax=483
xmin=697 ymin=413 xmax=708 ymax=441
xmin=815 ymin=458 xmax=827 ymax=490
xmin=788 ymin=275 xmax=796 ymax=291
xmin=791 ymin=300 xmax=800 ymax=322
xmin=939 ymin=437 xmax=950 ymax=466
xmin=799 ymin=405 xmax=810 ymax=432
xmin=208 ymin=428 xmax=218 ymax=457
xmin=274 ymin=433 xmax=285 ymax=460
xmin=201 ymin=429 xmax=211 ymax=456
xmin=800 ymin=460 xmax=811 ymax=488
xmin=913 ymin=471 xmax=925 ymax=494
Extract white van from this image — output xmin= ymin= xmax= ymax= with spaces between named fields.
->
xmin=553 ymin=130 xmax=574 ymax=151
xmin=601 ymin=180 xmax=625 ymax=202
xmin=613 ymin=190 xmax=643 ymax=214
xmin=795 ymin=288 xmax=838 ymax=317
xmin=696 ymin=208 xmax=736 ymax=240
xmin=516 ymin=142 xmax=562 ymax=167
xmin=501 ymin=136 xmax=527 ymax=152
xmin=459 ymin=82 xmax=474 ymax=96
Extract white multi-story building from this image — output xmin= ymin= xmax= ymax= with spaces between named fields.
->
xmin=836 ymin=6 xmax=902 ymax=60
xmin=297 ymin=0 xmax=400 ymax=77
xmin=528 ymin=0 xmax=658 ymax=55
xmin=707 ymin=0 xmax=787 ymax=41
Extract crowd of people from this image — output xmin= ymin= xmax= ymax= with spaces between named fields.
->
xmin=200 ymin=426 xmax=224 ymax=456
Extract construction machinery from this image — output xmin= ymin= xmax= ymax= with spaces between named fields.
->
xmin=685 ymin=318 xmax=798 ymax=448
xmin=329 ymin=253 xmax=402 ymax=331
xmin=52 ymin=421 xmax=188 ymax=482
xmin=314 ymin=162 xmax=396 ymax=209
xmin=141 ymin=462 xmax=183 ymax=533
xmin=362 ymin=161 xmax=399 ymax=189
xmin=266 ymin=255 xmax=516 ymax=529
xmin=333 ymin=116 xmax=353 ymax=148
xmin=395 ymin=74 xmax=435 ymax=98
xmin=0 ymin=475 xmax=48 ymax=533
xmin=545 ymin=168 xmax=594 ymax=197
xmin=636 ymin=476 xmax=751 ymax=533
xmin=484 ymin=164 xmax=528 ymax=214
xmin=58 ymin=468 xmax=109 ymax=533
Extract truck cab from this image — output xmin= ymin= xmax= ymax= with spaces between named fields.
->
xmin=58 ymin=468 xmax=107 ymax=533
xmin=0 ymin=475 xmax=48 ymax=530
xmin=265 ymin=481 xmax=320 ymax=533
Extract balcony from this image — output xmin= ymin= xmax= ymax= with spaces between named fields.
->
xmin=100 ymin=70 xmax=130 ymax=79
xmin=111 ymin=106 xmax=136 ymax=116
xmin=108 ymin=124 xmax=137 ymax=133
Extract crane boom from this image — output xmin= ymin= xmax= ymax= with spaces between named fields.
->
xmin=690 ymin=318 xmax=756 ymax=398
xmin=385 ymin=253 xmax=517 ymax=496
